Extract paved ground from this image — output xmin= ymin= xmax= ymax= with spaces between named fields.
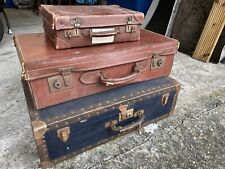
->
xmin=0 ymin=9 xmax=225 ymax=169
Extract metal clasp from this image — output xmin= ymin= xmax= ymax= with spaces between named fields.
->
xmin=48 ymin=67 xmax=73 ymax=93
xmin=126 ymin=16 xmax=134 ymax=33
xmin=64 ymin=29 xmax=80 ymax=38
xmin=57 ymin=127 xmax=70 ymax=143
xmin=72 ymin=18 xmax=81 ymax=27
xmin=118 ymin=105 xmax=134 ymax=121
xmin=151 ymin=53 xmax=165 ymax=69
xmin=162 ymin=93 xmax=170 ymax=106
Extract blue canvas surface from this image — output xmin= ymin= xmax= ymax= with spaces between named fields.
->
xmin=38 ymin=77 xmax=179 ymax=160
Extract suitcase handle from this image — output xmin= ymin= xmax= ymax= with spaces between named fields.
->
xmin=110 ymin=110 xmax=145 ymax=133
xmin=90 ymin=29 xmax=118 ymax=37
xmin=100 ymin=63 xmax=140 ymax=86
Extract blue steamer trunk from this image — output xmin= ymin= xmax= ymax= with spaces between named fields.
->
xmin=24 ymin=77 xmax=180 ymax=168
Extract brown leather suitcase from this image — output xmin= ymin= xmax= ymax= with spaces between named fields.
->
xmin=39 ymin=5 xmax=144 ymax=49
xmin=14 ymin=30 xmax=179 ymax=109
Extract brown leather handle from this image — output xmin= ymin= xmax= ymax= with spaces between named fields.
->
xmin=110 ymin=112 xmax=145 ymax=132
xmin=100 ymin=63 xmax=140 ymax=86
xmin=90 ymin=29 xmax=118 ymax=37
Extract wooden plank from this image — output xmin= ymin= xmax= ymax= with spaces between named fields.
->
xmin=192 ymin=0 xmax=225 ymax=62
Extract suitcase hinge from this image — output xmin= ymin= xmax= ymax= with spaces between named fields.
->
xmin=151 ymin=53 xmax=165 ymax=69
xmin=21 ymin=62 xmax=29 ymax=80
xmin=48 ymin=67 xmax=73 ymax=92
xmin=32 ymin=121 xmax=48 ymax=140
xmin=57 ymin=127 xmax=70 ymax=143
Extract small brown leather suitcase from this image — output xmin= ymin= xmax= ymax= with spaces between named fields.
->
xmin=14 ymin=30 xmax=179 ymax=109
xmin=39 ymin=5 xmax=144 ymax=49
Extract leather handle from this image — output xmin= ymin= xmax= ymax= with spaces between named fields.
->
xmin=110 ymin=112 xmax=145 ymax=133
xmin=90 ymin=29 xmax=118 ymax=37
xmin=100 ymin=63 xmax=140 ymax=86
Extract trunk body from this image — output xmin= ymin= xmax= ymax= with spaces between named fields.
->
xmin=23 ymin=77 xmax=180 ymax=168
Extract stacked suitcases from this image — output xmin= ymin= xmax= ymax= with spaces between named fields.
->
xmin=14 ymin=5 xmax=181 ymax=168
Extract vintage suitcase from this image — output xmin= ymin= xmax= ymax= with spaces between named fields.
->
xmin=14 ymin=30 xmax=179 ymax=109
xmin=23 ymin=77 xmax=180 ymax=168
xmin=40 ymin=5 xmax=144 ymax=49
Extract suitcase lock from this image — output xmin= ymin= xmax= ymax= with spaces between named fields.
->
xmin=64 ymin=18 xmax=81 ymax=38
xmin=48 ymin=67 xmax=73 ymax=92
xmin=57 ymin=127 xmax=70 ymax=143
xmin=151 ymin=53 xmax=165 ymax=69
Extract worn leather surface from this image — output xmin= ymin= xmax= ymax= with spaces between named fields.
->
xmin=14 ymin=30 xmax=179 ymax=109
xmin=43 ymin=20 xmax=141 ymax=49
xmin=40 ymin=5 xmax=144 ymax=30
xmin=40 ymin=5 xmax=144 ymax=49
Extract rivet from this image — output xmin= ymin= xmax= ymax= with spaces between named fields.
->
xmin=96 ymin=111 xmax=99 ymax=115
xmin=62 ymin=114 xmax=66 ymax=117
xmin=104 ymin=109 xmax=107 ymax=111
xmin=106 ymin=100 xmax=110 ymax=104
xmin=122 ymin=96 xmax=126 ymax=99
xmin=65 ymin=122 xmax=69 ymax=125
xmin=78 ymin=117 xmax=81 ymax=120
xmin=130 ymin=93 xmax=134 ymax=96
xmin=98 ymin=103 xmax=102 ymax=106
xmin=113 ymin=98 xmax=117 ymax=101
xmin=81 ymin=108 xmax=85 ymax=111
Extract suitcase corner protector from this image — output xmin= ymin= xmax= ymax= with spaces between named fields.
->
xmin=40 ymin=161 xmax=54 ymax=169
xmin=31 ymin=120 xmax=48 ymax=140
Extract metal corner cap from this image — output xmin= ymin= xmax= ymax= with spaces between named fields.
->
xmin=32 ymin=121 xmax=47 ymax=140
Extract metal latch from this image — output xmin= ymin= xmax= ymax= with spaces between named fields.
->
xmin=72 ymin=18 xmax=81 ymax=27
xmin=57 ymin=127 xmax=70 ymax=143
xmin=151 ymin=53 xmax=165 ymax=69
xmin=118 ymin=104 xmax=135 ymax=121
xmin=64 ymin=29 xmax=80 ymax=38
xmin=161 ymin=93 xmax=170 ymax=106
xmin=48 ymin=67 xmax=73 ymax=93
xmin=126 ymin=16 xmax=134 ymax=33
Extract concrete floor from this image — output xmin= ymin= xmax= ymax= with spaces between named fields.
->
xmin=1 ymin=9 xmax=225 ymax=169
